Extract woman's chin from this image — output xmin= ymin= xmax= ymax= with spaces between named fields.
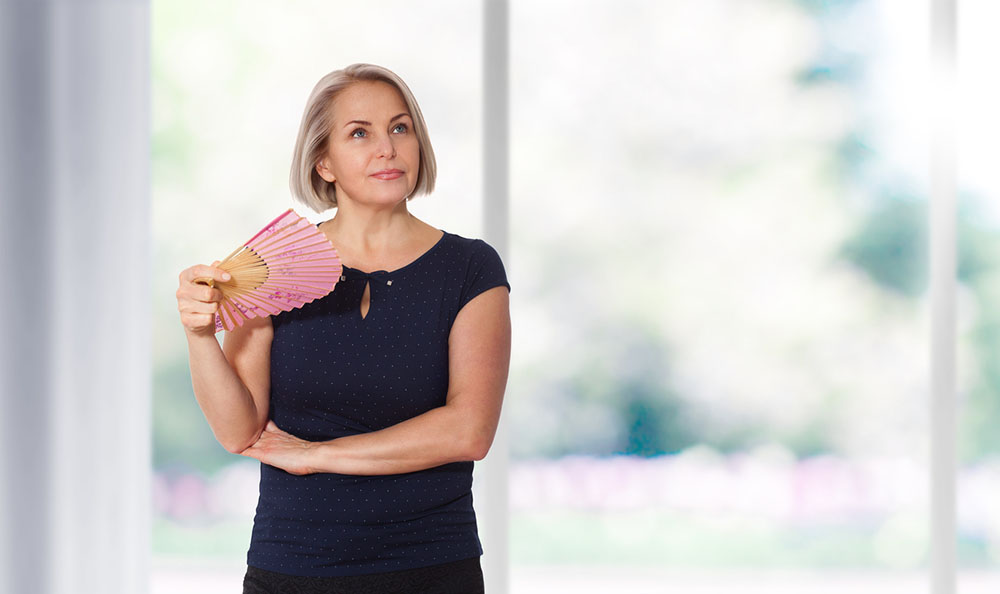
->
xmin=339 ymin=189 xmax=409 ymax=208
xmin=368 ymin=187 xmax=415 ymax=206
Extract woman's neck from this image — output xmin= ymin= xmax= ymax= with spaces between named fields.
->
xmin=319 ymin=199 xmax=436 ymax=268
xmin=323 ymin=200 xmax=415 ymax=248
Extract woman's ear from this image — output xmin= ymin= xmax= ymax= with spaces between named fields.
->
xmin=316 ymin=158 xmax=335 ymax=183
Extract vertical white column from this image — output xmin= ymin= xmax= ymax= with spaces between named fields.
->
xmin=482 ymin=0 xmax=510 ymax=592
xmin=929 ymin=1 xmax=957 ymax=593
xmin=0 ymin=7 xmax=55 ymax=593
xmin=0 ymin=2 xmax=151 ymax=593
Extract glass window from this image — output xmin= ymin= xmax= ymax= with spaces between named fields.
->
xmin=508 ymin=1 xmax=938 ymax=590
xmin=957 ymin=1 xmax=1000 ymax=592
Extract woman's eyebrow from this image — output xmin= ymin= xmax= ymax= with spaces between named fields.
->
xmin=342 ymin=113 xmax=410 ymax=128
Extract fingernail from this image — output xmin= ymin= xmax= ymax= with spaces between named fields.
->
xmin=222 ymin=273 xmax=231 ymax=281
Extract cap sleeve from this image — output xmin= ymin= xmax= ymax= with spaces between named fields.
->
xmin=458 ymin=239 xmax=511 ymax=312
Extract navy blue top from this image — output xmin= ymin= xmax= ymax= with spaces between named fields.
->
xmin=245 ymin=228 xmax=510 ymax=577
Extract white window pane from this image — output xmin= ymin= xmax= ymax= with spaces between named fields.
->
xmin=509 ymin=1 xmax=933 ymax=590
xmin=956 ymin=0 xmax=1000 ymax=591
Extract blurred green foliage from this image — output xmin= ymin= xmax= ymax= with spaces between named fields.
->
xmin=153 ymin=516 xmax=252 ymax=558
xmin=792 ymin=0 xmax=864 ymax=13
xmin=513 ymin=509 xmax=896 ymax=568
xmin=154 ymin=354 xmax=238 ymax=474
xmin=838 ymin=195 xmax=1000 ymax=463
xmin=839 ymin=198 xmax=928 ymax=297
xmin=838 ymin=195 xmax=996 ymax=298
xmin=959 ymin=233 xmax=1000 ymax=463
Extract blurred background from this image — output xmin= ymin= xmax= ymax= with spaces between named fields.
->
xmin=144 ymin=0 xmax=1000 ymax=592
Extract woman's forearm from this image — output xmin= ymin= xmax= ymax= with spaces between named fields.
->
xmin=186 ymin=331 xmax=263 ymax=453
xmin=307 ymin=403 xmax=495 ymax=475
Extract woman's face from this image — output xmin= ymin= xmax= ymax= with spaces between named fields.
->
xmin=317 ymin=80 xmax=420 ymax=208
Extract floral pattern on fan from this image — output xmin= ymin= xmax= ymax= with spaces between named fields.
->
xmin=199 ymin=208 xmax=342 ymax=333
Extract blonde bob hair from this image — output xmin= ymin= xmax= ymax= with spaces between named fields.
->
xmin=289 ymin=63 xmax=437 ymax=212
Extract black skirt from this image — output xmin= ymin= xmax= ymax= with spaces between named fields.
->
xmin=242 ymin=556 xmax=485 ymax=594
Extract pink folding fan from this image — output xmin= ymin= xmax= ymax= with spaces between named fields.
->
xmin=195 ymin=208 xmax=342 ymax=333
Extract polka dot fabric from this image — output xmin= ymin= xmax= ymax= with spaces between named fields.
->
xmin=245 ymin=229 xmax=510 ymax=578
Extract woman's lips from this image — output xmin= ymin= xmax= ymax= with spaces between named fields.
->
xmin=372 ymin=170 xmax=403 ymax=180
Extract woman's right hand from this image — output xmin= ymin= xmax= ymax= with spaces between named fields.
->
xmin=176 ymin=260 xmax=231 ymax=336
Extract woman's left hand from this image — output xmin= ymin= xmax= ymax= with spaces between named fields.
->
xmin=239 ymin=420 xmax=318 ymax=476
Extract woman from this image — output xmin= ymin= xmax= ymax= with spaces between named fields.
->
xmin=175 ymin=63 xmax=511 ymax=593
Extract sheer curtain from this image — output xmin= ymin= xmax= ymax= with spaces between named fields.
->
xmin=0 ymin=2 xmax=151 ymax=593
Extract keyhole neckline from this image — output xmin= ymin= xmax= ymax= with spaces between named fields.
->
xmin=359 ymin=279 xmax=372 ymax=321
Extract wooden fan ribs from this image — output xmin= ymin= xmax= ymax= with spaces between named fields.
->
xmin=211 ymin=209 xmax=342 ymax=332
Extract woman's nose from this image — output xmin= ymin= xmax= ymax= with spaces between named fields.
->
xmin=375 ymin=134 xmax=396 ymax=158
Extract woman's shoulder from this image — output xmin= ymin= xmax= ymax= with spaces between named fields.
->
xmin=435 ymin=223 xmax=497 ymax=249
xmin=437 ymin=230 xmax=503 ymax=261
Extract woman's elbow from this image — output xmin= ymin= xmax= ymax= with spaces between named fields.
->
xmin=221 ymin=436 xmax=250 ymax=455
xmin=447 ymin=404 xmax=498 ymax=461
xmin=466 ymin=433 xmax=494 ymax=462
xmin=220 ymin=426 xmax=264 ymax=455
xmin=222 ymin=440 xmax=247 ymax=455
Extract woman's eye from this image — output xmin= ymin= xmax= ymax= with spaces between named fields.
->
xmin=351 ymin=124 xmax=409 ymax=138
xmin=351 ymin=123 xmax=406 ymax=139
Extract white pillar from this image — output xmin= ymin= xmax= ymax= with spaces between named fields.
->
xmin=929 ymin=0 xmax=957 ymax=593
xmin=482 ymin=0 xmax=510 ymax=592
xmin=0 ymin=2 xmax=151 ymax=593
